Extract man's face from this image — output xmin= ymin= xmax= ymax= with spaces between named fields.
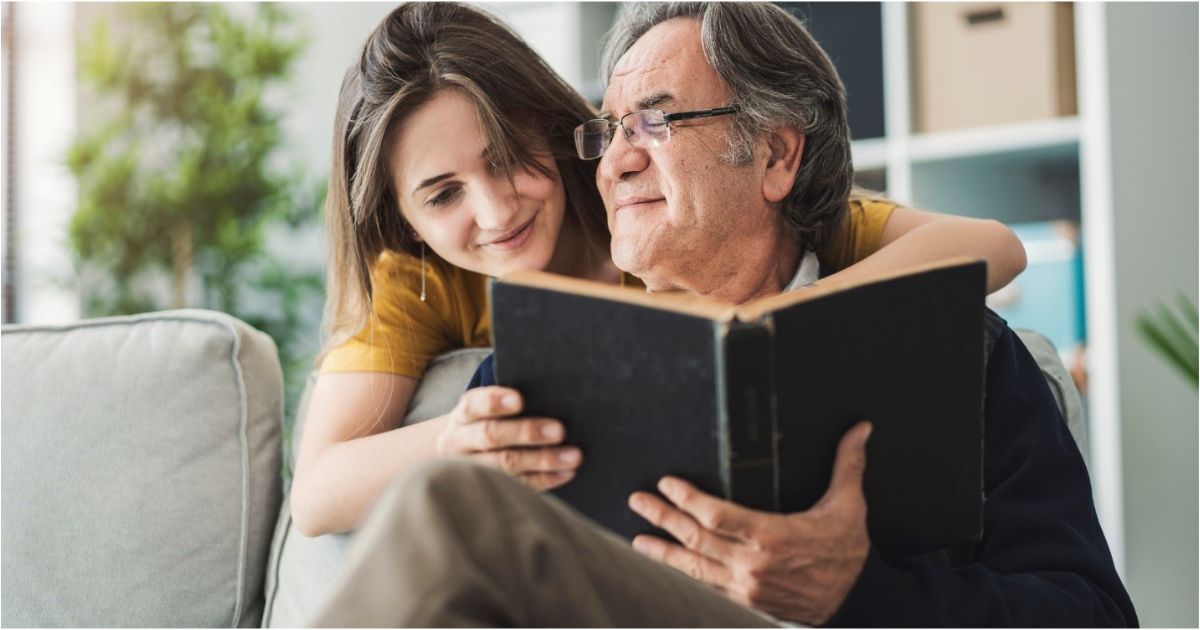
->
xmin=597 ymin=19 xmax=777 ymax=295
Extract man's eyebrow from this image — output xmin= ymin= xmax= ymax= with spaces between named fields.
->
xmin=637 ymin=92 xmax=674 ymax=110
xmin=598 ymin=92 xmax=676 ymax=120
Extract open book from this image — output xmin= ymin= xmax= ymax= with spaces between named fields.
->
xmin=489 ymin=259 xmax=986 ymax=554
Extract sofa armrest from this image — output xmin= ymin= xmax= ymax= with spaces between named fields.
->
xmin=1 ymin=310 xmax=283 ymax=628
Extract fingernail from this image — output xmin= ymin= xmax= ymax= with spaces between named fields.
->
xmin=559 ymin=448 xmax=581 ymax=464
xmin=632 ymin=536 xmax=651 ymax=553
xmin=504 ymin=393 xmax=520 ymax=409
xmin=542 ymin=423 xmax=563 ymax=440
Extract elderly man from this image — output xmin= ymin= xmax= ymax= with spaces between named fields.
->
xmin=314 ymin=3 xmax=1136 ymax=627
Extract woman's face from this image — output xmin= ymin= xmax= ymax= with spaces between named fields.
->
xmin=389 ymin=89 xmax=567 ymax=278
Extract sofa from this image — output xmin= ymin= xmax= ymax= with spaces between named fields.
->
xmin=1 ymin=309 xmax=1085 ymax=627
xmin=1 ymin=309 xmax=486 ymax=627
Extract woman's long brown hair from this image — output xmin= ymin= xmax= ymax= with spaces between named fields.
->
xmin=320 ymin=2 xmax=608 ymax=361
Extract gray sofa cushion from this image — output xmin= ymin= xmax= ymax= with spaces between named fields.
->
xmin=1014 ymin=328 xmax=1089 ymax=463
xmin=263 ymin=347 xmax=490 ymax=627
xmin=1 ymin=310 xmax=283 ymax=628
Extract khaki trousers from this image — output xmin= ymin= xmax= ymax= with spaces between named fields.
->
xmin=312 ymin=461 xmax=778 ymax=627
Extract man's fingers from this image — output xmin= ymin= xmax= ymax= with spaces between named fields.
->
xmin=656 ymin=476 xmax=764 ymax=541
xmin=629 ymin=491 xmax=738 ymax=559
xmin=473 ymin=446 xmax=582 ymax=475
xmin=456 ymin=387 xmax=523 ymax=421
xmin=631 ymin=534 xmax=732 ymax=587
xmin=819 ymin=421 xmax=872 ymax=509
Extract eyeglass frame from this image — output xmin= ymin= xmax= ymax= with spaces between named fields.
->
xmin=573 ymin=105 xmax=741 ymax=160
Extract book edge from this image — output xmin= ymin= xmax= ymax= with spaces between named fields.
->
xmin=496 ymin=258 xmax=983 ymax=324
xmin=735 ymin=257 xmax=985 ymax=321
xmin=497 ymin=270 xmax=738 ymax=321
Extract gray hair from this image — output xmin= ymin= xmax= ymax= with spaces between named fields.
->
xmin=601 ymin=2 xmax=852 ymax=252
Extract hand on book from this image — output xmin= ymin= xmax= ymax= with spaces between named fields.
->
xmin=435 ymin=386 xmax=582 ymax=491
xmin=627 ymin=421 xmax=874 ymax=626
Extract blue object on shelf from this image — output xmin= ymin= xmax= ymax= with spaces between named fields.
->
xmin=986 ymin=221 xmax=1085 ymax=354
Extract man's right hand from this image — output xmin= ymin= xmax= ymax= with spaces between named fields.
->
xmin=435 ymin=386 xmax=581 ymax=491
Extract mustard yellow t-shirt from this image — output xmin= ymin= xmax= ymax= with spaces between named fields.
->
xmin=321 ymin=197 xmax=897 ymax=377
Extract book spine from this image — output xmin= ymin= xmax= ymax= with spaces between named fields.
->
xmin=715 ymin=321 xmax=778 ymax=511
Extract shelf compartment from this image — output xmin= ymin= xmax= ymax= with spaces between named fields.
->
xmin=910 ymin=142 xmax=1081 ymax=225
xmin=909 ymin=116 xmax=1081 ymax=163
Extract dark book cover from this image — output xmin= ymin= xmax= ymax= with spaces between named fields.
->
xmin=490 ymin=260 xmax=985 ymax=554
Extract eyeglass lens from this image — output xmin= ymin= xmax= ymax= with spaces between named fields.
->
xmin=574 ymin=110 xmax=671 ymax=160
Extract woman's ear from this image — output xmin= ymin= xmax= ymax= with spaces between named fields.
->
xmin=762 ymin=128 xmax=805 ymax=203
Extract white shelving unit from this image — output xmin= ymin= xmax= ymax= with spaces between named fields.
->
xmin=856 ymin=2 xmax=1124 ymax=574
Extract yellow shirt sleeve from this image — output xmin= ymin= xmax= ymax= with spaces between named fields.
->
xmin=320 ymin=251 xmax=491 ymax=378
xmin=819 ymin=196 xmax=898 ymax=273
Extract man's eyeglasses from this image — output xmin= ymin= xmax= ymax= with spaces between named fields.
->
xmin=573 ymin=105 xmax=740 ymax=160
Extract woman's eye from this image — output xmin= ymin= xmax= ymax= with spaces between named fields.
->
xmin=428 ymin=187 xmax=460 ymax=208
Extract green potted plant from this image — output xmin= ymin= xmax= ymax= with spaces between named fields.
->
xmin=66 ymin=3 xmax=324 ymax=426
xmin=1137 ymin=293 xmax=1198 ymax=389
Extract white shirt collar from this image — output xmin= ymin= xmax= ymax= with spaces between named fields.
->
xmin=783 ymin=250 xmax=821 ymax=292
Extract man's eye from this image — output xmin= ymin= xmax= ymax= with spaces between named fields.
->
xmin=428 ymin=187 xmax=460 ymax=208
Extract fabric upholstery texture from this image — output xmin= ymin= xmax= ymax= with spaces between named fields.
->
xmin=1014 ymin=328 xmax=1088 ymax=462
xmin=263 ymin=347 xmax=490 ymax=627
xmin=1 ymin=310 xmax=283 ymax=628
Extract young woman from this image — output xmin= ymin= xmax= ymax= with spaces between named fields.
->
xmin=290 ymin=2 xmax=1027 ymax=536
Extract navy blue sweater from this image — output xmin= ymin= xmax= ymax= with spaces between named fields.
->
xmin=468 ymin=322 xmax=1137 ymax=627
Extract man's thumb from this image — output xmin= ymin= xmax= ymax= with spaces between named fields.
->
xmin=823 ymin=421 xmax=872 ymax=505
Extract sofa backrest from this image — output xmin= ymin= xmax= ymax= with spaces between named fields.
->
xmin=1 ymin=310 xmax=283 ymax=628
xmin=263 ymin=347 xmax=490 ymax=627
xmin=1014 ymin=328 xmax=1089 ymax=463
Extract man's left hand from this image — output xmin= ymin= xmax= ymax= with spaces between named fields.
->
xmin=628 ymin=421 xmax=873 ymax=626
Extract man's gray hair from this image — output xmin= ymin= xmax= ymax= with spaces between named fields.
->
xmin=601 ymin=2 xmax=852 ymax=252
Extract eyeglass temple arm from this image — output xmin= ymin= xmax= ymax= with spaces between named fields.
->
xmin=662 ymin=106 xmax=741 ymax=122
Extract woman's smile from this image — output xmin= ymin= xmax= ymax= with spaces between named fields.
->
xmin=482 ymin=214 xmax=538 ymax=252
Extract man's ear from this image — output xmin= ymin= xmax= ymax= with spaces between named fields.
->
xmin=762 ymin=127 xmax=805 ymax=203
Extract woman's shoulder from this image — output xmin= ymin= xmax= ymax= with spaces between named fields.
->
xmin=821 ymin=190 xmax=900 ymax=272
xmin=359 ymin=251 xmax=485 ymax=335
xmin=847 ymin=189 xmax=899 ymax=218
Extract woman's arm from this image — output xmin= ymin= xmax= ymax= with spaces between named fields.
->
xmin=291 ymin=372 xmax=578 ymax=537
xmin=823 ymin=206 xmax=1026 ymax=294
xmin=291 ymin=373 xmax=442 ymax=536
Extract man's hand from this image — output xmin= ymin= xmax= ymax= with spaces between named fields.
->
xmin=436 ymin=386 xmax=581 ymax=491
xmin=628 ymin=421 xmax=873 ymax=626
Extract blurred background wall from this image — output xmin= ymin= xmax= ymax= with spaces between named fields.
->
xmin=2 ymin=2 xmax=1196 ymax=625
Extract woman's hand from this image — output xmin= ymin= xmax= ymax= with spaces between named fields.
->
xmin=435 ymin=386 xmax=581 ymax=491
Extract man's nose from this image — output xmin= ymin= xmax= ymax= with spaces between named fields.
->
xmin=597 ymin=127 xmax=650 ymax=184
xmin=473 ymin=180 xmax=520 ymax=231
